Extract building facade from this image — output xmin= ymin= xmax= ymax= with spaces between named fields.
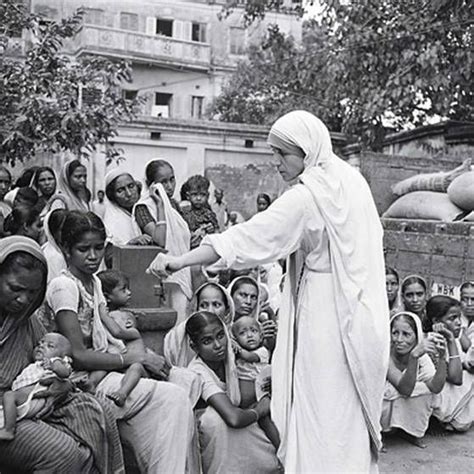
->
xmin=31 ymin=0 xmax=303 ymax=120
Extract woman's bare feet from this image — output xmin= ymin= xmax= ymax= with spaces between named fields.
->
xmin=107 ymin=391 xmax=127 ymax=407
xmin=398 ymin=430 xmax=427 ymax=448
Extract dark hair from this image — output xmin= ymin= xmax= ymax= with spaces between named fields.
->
xmin=97 ymin=269 xmax=129 ymax=296
xmin=185 ymin=175 xmax=209 ymax=193
xmin=185 ymin=311 xmax=224 ymax=344
xmin=4 ymin=205 xmax=41 ymax=235
xmin=33 ymin=167 xmax=56 ymax=189
xmin=0 ymin=165 xmax=12 ymax=182
xmin=145 ymin=160 xmax=173 ymax=187
xmin=61 ymin=211 xmax=106 ymax=250
xmin=401 ymin=276 xmax=427 ymax=295
xmin=385 ymin=267 xmax=399 ymax=282
xmin=230 ymin=276 xmax=258 ymax=297
xmin=196 ymin=283 xmax=229 ymax=311
xmin=105 ymin=173 xmax=135 ymax=203
xmin=257 ymin=193 xmax=271 ymax=206
xmin=180 ymin=181 xmax=190 ymax=201
xmin=460 ymin=281 xmax=474 ymax=294
xmin=66 ymin=160 xmax=91 ymax=201
xmin=14 ymin=167 xmax=40 ymax=188
xmin=15 ymin=187 xmax=39 ymax=207
xmin=390 ymin=313 xmax=418 ymax=339
xmin=47 ymin=209 xmax=69 ymax=246
xmin=426 ymin=295 xmax=460 ymax=328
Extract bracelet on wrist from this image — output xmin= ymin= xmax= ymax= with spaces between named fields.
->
xmin=118 ymin=354 xmax=124 ymax=367
xmin=449 ymin=354 xmax=461 ymax=360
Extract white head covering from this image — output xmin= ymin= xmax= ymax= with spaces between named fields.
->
xmin=103 ymin=168 xmax=141 ymax=245
xmin=268 ymin=111 xmax=390 ymax=459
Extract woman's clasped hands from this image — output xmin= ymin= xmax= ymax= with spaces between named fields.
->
xmin=410 ymin=332 xmax=446 ymax=359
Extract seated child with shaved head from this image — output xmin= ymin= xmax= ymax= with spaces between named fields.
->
xmin=0 ymin=333 xmax=72 ymax=440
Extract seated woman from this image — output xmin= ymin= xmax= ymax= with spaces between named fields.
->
xmin=103 ymin=169 xmax=152 ymax=246
xmin=426 ymin=296 xmax=474 ymax=432
xmin=165 ymin=280 xmax=235 ymax=368
xmin=386 ymin=267 xmax=402 ymax=316
xmin=33 ymin=167 xmax=57 ymax=217
xmin=45 ymin=211 xmax=195 ymax=472
xmin=0 ymin=236 xmax=124 ymax=473
xmin=186 ymin=311 xmax=280 ymax=473
xmin=229 ymin=275 xmax=277 ymax=352
xmin=401 ymin=275 xmax=429 ymax=332
xmin=41 ymin=209 xmax=68 ymax=283
xmin=134 ymin=159 xmax=192 ymax=323
xmin=382 ymin=312 xmax=447 ymax=448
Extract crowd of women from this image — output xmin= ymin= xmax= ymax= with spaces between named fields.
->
xmin=383 ymin=270 xmax=474 ymax=447
xmin=0 ymin=110 xmax=471 ymax=473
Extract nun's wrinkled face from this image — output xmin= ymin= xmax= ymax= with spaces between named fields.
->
xmin=271 ymin=146 xmax=305 ymax=182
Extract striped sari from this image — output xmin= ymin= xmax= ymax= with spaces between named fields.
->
xmin=0 ymin=237 xmax=124 ymax=473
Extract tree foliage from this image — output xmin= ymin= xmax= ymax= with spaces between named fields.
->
xmin=214 ymin=0 xmax=473 ymax=146
xmin=0 ymin=0 xmax=143 ymax=166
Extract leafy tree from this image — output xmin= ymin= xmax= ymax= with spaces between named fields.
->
xmin=0 ymin=0 xmax=142 ymax=166
xmin=214 ymin=0 xmax=473 ymax=146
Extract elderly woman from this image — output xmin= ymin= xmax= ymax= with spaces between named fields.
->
xmin=0 ymin=237 xmax=124 ymax=473
xmin=148 ymin=111 xmax=390 ymax=472
xmin=103 ymin=168 xmax=152 ymax=246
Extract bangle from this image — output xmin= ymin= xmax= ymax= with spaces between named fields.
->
xmin=155 ymin=221 xmax=166 ymax=226
xmin=118 ymin=354 xmax=124 ymax=367
xmin=449 ymin=355 xmax=461 ymax=360
xmin=249 ymin=408 xmax=259 ymax=423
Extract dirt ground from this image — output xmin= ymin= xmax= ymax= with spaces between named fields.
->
xmin=379 ymin=426 xmax=474 ymax=473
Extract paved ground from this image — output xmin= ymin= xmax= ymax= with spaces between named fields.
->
xmin=379 ymin=426 xmax=473 ymax=473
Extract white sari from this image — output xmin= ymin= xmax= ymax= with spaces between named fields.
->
xmin=203 ymin=111 xmax=389 ymax=472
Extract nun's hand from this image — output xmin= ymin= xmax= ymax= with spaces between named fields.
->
xmin=146 ymin=253 xmax=181 ymax=278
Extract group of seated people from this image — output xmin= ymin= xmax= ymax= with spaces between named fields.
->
xmin=0 ymin=159 xmax=282 ymax=473
xmin=0 ymin=156 xmax=472 ymax=473
xmin=383 ymin=269 xmax=474 ymax=447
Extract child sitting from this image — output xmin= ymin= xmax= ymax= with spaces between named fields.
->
xmin=0 ymin=333 xmax=72 ymax=441
xmin=180 ymin=175 xmax=218 ymax=248
xmin=96 ymin=269 xmax=146 ymax=406
xmin=426 ymin=296 xmax=474 ymax=432
xmin=232 ymin=316 xmax=280 ymax=448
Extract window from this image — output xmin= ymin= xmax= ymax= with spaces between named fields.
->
xmin=191 ymin=96 xmax=204 ymax=119
xmin=156 ymin=19 xmax=173 ymax=37
xmin=152 ymin=93 xmax=172 ymax=118
xmin=84 ymin=8 xmax=104 ymax=26
xmin=120 ymin=12 xmax=139 ymax=31
xmin=229 ymin=27 xmax=245 ymax=55
xmin=123 ymin=89 xmax=138 ymax=101
xmin=191 ymin=22 xmax=207 ymax=43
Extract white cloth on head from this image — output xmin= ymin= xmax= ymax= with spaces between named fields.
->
xmin=204 ymin=110 xmax=389 ymax=471
xmin=41 ymin=211 xmax=67 ymax=283
xmin=103 ymin=170 xmax=142 ymax=246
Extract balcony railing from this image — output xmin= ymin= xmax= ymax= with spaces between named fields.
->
xmin=68 ymin=25 xmax=211 ymax=71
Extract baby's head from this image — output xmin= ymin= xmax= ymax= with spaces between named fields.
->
xmin=232 ymin=316 xmax=262 ymax=351
xmin=33 ymin=333 xmax=72 ymax=361
xmin=98 ymin=270 xmax=131 ymax=310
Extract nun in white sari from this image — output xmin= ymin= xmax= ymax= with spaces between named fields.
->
xmin=147 ymin=110 xmax=390 ymax=472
